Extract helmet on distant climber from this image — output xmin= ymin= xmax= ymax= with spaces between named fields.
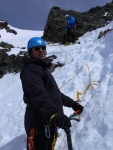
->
xmin=65 ymin=14 xmax=69 ymax=19
xmin=27 ymin=37 xmax=46 ymax=52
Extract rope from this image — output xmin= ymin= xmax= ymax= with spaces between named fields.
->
xmin=77 ymin=64 xmax=99 ymax=102
xmin=66 ymin=30 xmax=67 ymax=44
xmin=59 ymin=63 xmax=99 ymax=103
xmin=48 ymin=42 xmax=99 ymax=104
xmin=60 ymin=66 xmax=83 ymax=89
xmin=53 ymin=45 xmax=68 ymax=77
xmin=51 ymin=128 xmax=59 ymax=150
xmin=59 ymin=64 xmax=99 ymax=121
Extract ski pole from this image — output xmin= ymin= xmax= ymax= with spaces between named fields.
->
xmin=64 ymin=127 xmax=73 ymax=150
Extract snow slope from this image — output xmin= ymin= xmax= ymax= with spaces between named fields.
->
xmin=0 ymin=22 xmax=113 ymax=150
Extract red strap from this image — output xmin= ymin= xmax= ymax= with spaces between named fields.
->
xmin=28 ymin=129 xmax=35 ymax=150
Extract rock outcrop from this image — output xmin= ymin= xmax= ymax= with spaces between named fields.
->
xmin=42 ymin=1 xmax=113 ymax=43
xmin=0 ymin=47 xmax=64 ymax=78
xmin=0 ymin=21 xmax=17 ymax=35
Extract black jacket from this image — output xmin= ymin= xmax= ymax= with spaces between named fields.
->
xmin=20 ymin=58 xmax=75 ymax=132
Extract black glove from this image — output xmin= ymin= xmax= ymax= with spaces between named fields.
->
xmin=51 ymin=114 xmax=71 ymax=129
xmin=72 ymin=102 xmax=83 ymax=114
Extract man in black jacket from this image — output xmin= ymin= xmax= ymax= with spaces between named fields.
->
xmin=20 ymin=37 xmax=83 ymax=150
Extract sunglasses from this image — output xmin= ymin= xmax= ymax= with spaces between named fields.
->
xmin=34 ymin=46 xmax=46 ymax=51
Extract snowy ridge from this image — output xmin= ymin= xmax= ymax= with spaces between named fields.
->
xmin=0 ymin=22 xmax=113 ymax=150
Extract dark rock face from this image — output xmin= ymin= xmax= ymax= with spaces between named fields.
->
xmin=0 ymin=50 xmax=24 ymax=78
xmin=42 ymin=2 xmax=113 ymax=43
xmin=0 ymin=21 xmax=17 ymax=35
xmin=98 ymin=29 xmax=113 ymax=39
xmin=0 ymin=49 xmax=64 ymax=78
xmin=0 ymin=42 xmax=14 ymax=50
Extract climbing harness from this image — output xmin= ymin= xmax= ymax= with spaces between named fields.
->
xmin=27 ymin=125 xmax=58 ymax=150
xmin=45 ymin=124 xmax=51 ymax=138
xmin=27 ymin=128 xmax=38 ymax=150
xmin=45 ymin=124 xmax=58 ymax=150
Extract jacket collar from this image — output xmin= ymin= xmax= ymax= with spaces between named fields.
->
xmin=24 ymin=58 xmax=51 ymax=69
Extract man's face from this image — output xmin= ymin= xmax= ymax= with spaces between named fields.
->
xmin=31 ymin=46 xmax=46 ymax=60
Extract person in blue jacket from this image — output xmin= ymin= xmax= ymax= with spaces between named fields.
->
xmin=62 ymin=14 xmax=78 ymax=44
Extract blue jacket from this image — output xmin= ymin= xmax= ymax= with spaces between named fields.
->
xmin=65 ymin=16 xmax=76 ymax=29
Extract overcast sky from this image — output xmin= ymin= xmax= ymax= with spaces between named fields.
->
xmin=0 ymin=0 xmax=112 ymax=30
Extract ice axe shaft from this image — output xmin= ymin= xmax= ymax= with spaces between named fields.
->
xmin=64 ymin=127 xmax=73 ymax=150
xmin=64 ymin=110 xmax=81 ymax=150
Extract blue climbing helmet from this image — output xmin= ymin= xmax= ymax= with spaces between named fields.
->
xmin=27 ymin=37 xmax=46 ymax=52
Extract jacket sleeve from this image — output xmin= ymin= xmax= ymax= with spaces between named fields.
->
xmin=61 ymin=92 xmax=75 ymax=107
xmin=20 ymin=65 xmax=57 ymax=121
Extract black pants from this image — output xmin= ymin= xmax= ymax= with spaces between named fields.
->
xmin=62 ymin=28 xmax=76 ymax=44
xmin=27 ymin=125 xmax=58 ymax=150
